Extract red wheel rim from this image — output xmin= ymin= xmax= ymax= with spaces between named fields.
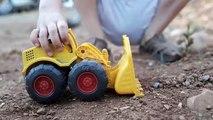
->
xmin=77 ymin=72 xmax=98 ymax=93
xmin=34 ymin=76 xmax=55 ymax=96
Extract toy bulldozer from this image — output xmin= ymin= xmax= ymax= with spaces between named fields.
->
xmin=22 ymin=29 xmax=143 ymax=104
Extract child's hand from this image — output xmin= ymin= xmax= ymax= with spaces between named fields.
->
xmin=30 ymin=0 xmax=69 ymax=57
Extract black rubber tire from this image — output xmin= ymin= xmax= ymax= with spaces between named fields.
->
xmin=25 ymin=64 xmax=66 ymax=104
xmin=68 ymin=60 xmax=108 ymax=101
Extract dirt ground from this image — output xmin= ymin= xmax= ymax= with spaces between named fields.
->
xmin=0 ymin=0 xmax=213 ymax=120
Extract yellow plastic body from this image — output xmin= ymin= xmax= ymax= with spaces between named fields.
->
xmin=22 ymin=29 xmax=143 ymax=97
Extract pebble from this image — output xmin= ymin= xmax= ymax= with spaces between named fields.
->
xmin=132 ymin=95 xmax=139 ymax=100
xmin=119 ymin=106 xmax=130 ymax=111
xmin=31 ymin=112 xmax=38 ymax=117
xmin=178 ymin=102 xmax=183 ymax=108
xmin=204 ymin=83 xmax=213 ymax=88
xmin=178 ymin=73 xmax=186 ymax=83
xmin=53 ymin=117 xmax=59 ymax=120
xmin=202 ymin=75 xmax=210 ymax=81
xmin=37 ymin=107 xmax=46 ymax=115
xmin=172 ymin=80 xmax=178 ymax=86
xmin=23 ymin=113 xmax=28 ymax=116
xmin=206 ymin=105 xmax=212 ymax=111
xmin=153 ymin=82 xmax=161 ymax=88
xmin=179 ymin=115 xmax=185 ymax=120
xmin=188 ymin=85 xmax=194 ymax=89
xmin=137 ymin=104 xmax=142 ymax=107
xmin=148 ymin=61 xmax=155 ymax=66
xmin=47 ymin=110 xmax=56 ymax=115
xmin=47 ymin=115 xmax=53 ymax=119
xmin=113 ymin=107 xmax=118 ymax=111
xmin=164 ymin=104 xmax=170 ymax=110
xmin=130 ymin=107 xmax=135 ymax=111
xmin=176 ymin=84 xmax=180 ymax=88
xmin=165 ymin=80 xmax=171 ymax=85
xmin=0 ymin=102 xmax=5 ymax=108
xmin=108 ymin=110 xmax=116 ymax=114
xmin=184 ymin=80 xmax=190 ymax=87
xmin=183 ymin=65 xmax=192 ymax=71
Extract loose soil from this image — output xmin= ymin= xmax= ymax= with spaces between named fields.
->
xmin=0 ymin=1 xmax=213 ymax=120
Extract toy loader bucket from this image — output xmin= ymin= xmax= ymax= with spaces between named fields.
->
xmin=110 ymin=35 xmax=144 ymax=97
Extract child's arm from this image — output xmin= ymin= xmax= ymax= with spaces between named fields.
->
xmin=30 ymin=0 xmax=69 ymax=56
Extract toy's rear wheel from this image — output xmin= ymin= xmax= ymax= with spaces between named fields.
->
xmin=25 ymin=64 xmax=66 ymax=104
xmin=68 ymin=60 xmax=108 ymax=101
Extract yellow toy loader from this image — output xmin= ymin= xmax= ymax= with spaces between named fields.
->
xmin=22 ymin=29 xmax=143 ymax=104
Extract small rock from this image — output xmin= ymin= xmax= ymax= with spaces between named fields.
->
xmin=148 ymin=61 xmax=155 ymax=66
xmin=189 ymin=30 xmax=213 ymax=52
xmin=137 ymin=104 xmax=142 ymax=107
xmin=183 ymin=65 xmax=192 ymax=71
xmin=139 ymin=99 xmax=147 ymax=105
xmin=153 ymin=82 xmax=161 ymax=88
xmin=14 ymin=118 xmax=21 ymax=120
xmin=31 ymin=112 xmax=38 ymax=117
xmin=0 ymin=102 xmax=5 ymax=108
xmin=187 ymin=89 xmax=213 ymax=112
xmin=130 ymin=107 xmax=135 ymax=111
xmin=204 ymin=83 xmax=213 ymax=88
xmin=120 ymin=106 xmax=130 ymax=111
xmin=23 ymin=113 xmax=28 ymax=116
xmin=132 ymin=95 xmax=139 ymax=100
xmin=165 ymin=80 xmax=171 ymax=85
xmin=178 ymin=102 xmax=183 ymax=108
xmin=53 ymin=117 xmax=59 ymax=120
xmin=188 ymin=85 xmax=194 ymax=89
xmin=0 ymin=77 xmax=3 ymax=81
xmin=108 ymin=110 xmax=116 ymax=114
xmin=184 ymin=80 xmax=190 ymax=87
xmin=206 ymin=105 xmax=212 ymax=111
xmin=47 ymin=110 xmax=56 ymax=115
xmin=202 ymin=75 xmax=210 ymax=81
xmin=46 ymin=115 xmax=53 ymax=119
xmin=192 ymin=73 xmax=198 ymax=78
xmin=37 ymin=107 xmax=46 ymax=115
xmin=164 ymin=104 xmax=170 ymax=110
xmin=113 ymin=107 xmax=118 ymax=111
xmin=179 ymin=115 xmax=185 ymax=120
xmin=178 ymin=73 xmax=186 ymax=83
xmin=172 ymin=80 xmax=177 ymax=86
xmin=176 ymin=84 xmax=180 ymax=88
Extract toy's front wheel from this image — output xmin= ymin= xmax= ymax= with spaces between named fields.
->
xmin=25 ymin=64 xmax=66 ymax=104
xmin=68 ymin=60 xmax=108 ymax=101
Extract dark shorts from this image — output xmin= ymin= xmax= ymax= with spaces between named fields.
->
xmin=97 ymin=0 xmax=159 ymax=45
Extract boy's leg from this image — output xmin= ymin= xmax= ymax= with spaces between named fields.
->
xmin=141 ymin=0 xmax=190 ymax=62
xmin=143 ymin=0 xmax=190 ymax=43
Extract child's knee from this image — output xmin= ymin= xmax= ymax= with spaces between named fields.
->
xmin=104 ymin=27 xmax=143 ymax=46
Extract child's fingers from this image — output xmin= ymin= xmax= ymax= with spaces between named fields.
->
xmin=39 ymin=26 xmax=53 ymax=56
xmin=48 ymin=22 xmax=63 ymax=51
xmin=30 ymin=29 xmax=40 ymax=47
xmin=57 ymin=20 xmax=69 ymax=45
